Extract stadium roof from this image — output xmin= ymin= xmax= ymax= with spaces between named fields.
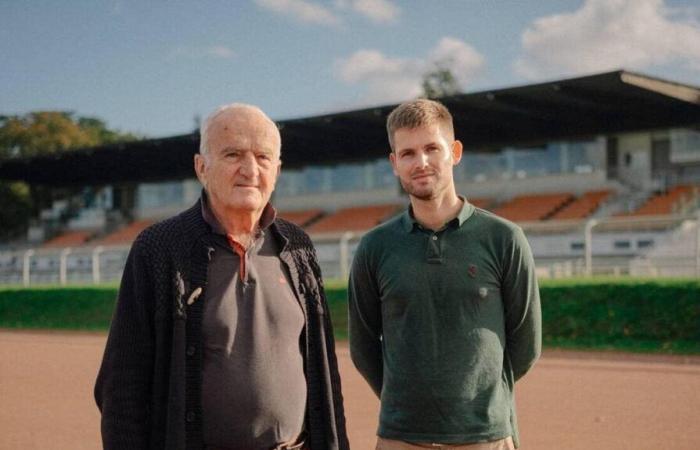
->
xmin=2 ymin=70 xmax=699 ymax=187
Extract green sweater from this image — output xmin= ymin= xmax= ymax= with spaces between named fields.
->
xmin=348 ymin=202 xmax=541 ymax=447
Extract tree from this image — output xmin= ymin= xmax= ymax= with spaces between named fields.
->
xmin=0 ymin=111 xmax=137 ymax=159
xmin=0 ymin=111 xmax=139 ymax=239
xmin=421 ymin=65 xmax=461 ymax=99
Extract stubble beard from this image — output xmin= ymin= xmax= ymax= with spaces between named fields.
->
xmin=400 ymin=178 xmax=438 ymax=201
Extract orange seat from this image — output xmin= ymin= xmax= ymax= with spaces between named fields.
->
xmin=492 ymin=192 xmax=574 ymax=222
xmin=277 ymin=209 xmax=324 ymax=228
xmin=306 ymin=204 xmax=402 ymax=233
xmin=550 ymin=190 xmax=611 ymax=220
xmin=41 ymin=230 xmax=94 ymax=248
xmin=96 ymin=220 xmax=155 ymax=245
xmin=623 ymin=185 xmax=696 ymax=216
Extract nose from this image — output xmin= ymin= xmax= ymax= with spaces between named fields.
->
xmin=239 ymin=152 xmax=258 ymax=178
xmin=416 ymin=151 xmax=429 ymax=168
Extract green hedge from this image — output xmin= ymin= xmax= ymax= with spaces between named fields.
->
xmin=536 ymin=279 xmax=700 ymax=353
xmin=0 ymin=287 xmax=117 ymax=331
xmin=1 ymin=279 xmax=699 ymax=353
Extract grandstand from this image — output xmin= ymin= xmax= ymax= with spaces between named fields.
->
xmin=1 ymin=70 xmax=699 ymax=284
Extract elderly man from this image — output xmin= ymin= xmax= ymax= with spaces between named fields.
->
xmin=95 ymin=104 xmax=349 ymax=450
xmin=349 ymin=99 xmax=541 ymax=449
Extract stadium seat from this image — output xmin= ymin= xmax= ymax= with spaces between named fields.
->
xmin=550 ymin=189 xmax=612 ymax=220
xmin=96 ymin=219 xmax=155 ymax=245
xmin=622 ymin=185 xmax=697 ymax=216
xmin=277 ymin=209 xmax=324 ymax=228
xmin=41 ymin=230 xmax=95 ymax=248
xmin=305 ymin=204 xmax=402 ymax=234
xmin=492 ymin=192 xmax=574 ymax=222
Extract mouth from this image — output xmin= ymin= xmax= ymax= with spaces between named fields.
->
xmin=411 ymin=172 xmax=435 ymax=181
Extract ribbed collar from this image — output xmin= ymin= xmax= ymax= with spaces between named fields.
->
xmin=400 ymin=196 xmax=475 ymax=233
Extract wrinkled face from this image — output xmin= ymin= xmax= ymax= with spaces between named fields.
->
xmin=194 ymin=110 xmax=281 ymax=214
xmin=389 ymin=124 xmax=462 ymax=201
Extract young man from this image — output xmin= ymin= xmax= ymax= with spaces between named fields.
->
xmin=95 ymin=104 xmax=349 ymax=450
xmin=349 ymin=99 xmax=541 ymax=450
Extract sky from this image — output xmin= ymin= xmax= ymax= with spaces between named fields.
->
xmin=2 ymin=0 xmax=700 ymax=139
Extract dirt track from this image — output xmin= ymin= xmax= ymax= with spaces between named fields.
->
xmin=1 ymin=330 xmax=699 ymax=450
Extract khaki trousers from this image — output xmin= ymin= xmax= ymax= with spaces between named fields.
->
xmin=376 ymin=436 xmax=515 ymax=450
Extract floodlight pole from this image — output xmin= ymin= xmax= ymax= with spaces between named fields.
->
xmin=584 ymin=219 xmax=598 ymax=277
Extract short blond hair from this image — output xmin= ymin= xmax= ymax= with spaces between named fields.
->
xmin=386 ymin=98 xmax=454 ymax=151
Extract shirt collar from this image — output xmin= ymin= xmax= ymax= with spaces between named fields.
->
xmin=400 ymin=196 xmax=475 ymax=233
xmin=200 ymin=191 xmax=277 ymax=237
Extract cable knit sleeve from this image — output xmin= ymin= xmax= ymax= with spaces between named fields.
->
xmin=94 ymin=234 xmax=156 ymax=449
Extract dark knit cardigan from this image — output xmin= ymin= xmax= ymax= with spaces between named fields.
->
xmin=95 ymin=200 xmax=349 ymax=450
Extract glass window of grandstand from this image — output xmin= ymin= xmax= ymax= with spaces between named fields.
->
xmin=456 ymin=138 xmax=604 ymax=182
xmin=637 ymin=239 xmax=654 ymax=249
xmin=670 ymin=128 xmax=700 ymax=164
xmin=137 ymin=182 xmax=184 ymax=209
xmin=276 ymin=159 xmax=396 ymax=197
xmin=614 ymin=240 xmax=631 ymax=250
xmin=570 ymin=241 xmax=584 ymax=251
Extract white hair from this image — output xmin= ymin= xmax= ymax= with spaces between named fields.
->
xmin=198 ymin=103 xmax=280 ymax=156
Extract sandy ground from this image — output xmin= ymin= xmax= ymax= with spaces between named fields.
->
xmin=1 ymin=330 xmax=699 ymax=450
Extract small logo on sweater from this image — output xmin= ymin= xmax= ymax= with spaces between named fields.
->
xmin=467 ymin=264 xmax=477 ymax=278
xmin=479 ymin=287 xmax=488 ymax=298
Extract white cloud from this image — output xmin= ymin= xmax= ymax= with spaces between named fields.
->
xmin=515 ymin=0 xmax=700 ymax=79
xmin=335 ymin=0 xmax=400 ymax=23
xmin=334 ymin=37 xmax=484 ymax=104
xmin=168 ymin=45 xmax=235 ymax=61
xmin=254 ymin=0 xmax=341 ymax=27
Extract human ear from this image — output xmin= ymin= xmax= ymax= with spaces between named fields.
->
xmin=194 ymin=154 xmax=207 ymax=187
xmin=451 ymin=140 xmax=463 ymax=165
xmin=389 ymin=151 xmax=398 ymax=176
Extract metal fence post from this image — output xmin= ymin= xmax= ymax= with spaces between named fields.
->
xmin=22 ymin=249 xmax=35 ymax=287
xmin=339 ymin=232 xmax=354 ymax=281
xmin=59 ymin=248 xmax=72 ymax=286
xmin=696 ymin=213 xmax=700 ymax=278
xmin=92 ymin=246 xmax=104 ymax=285
xmin=584 ymin=219 xmax=598 ymax=277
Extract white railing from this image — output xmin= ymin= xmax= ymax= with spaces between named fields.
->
xmin=1 ymin=214 xmax=698 ymax=287
xmin=0 ymin=245 xmax=130 ymax=286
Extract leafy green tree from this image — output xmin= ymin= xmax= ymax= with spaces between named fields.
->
xmin=0 ymin=111 xmax=137 ymax=159
xmin=0 ymin=111 xmax=138 ymax=239
xmin=421 ymin=66 xmax=461 ymax=99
